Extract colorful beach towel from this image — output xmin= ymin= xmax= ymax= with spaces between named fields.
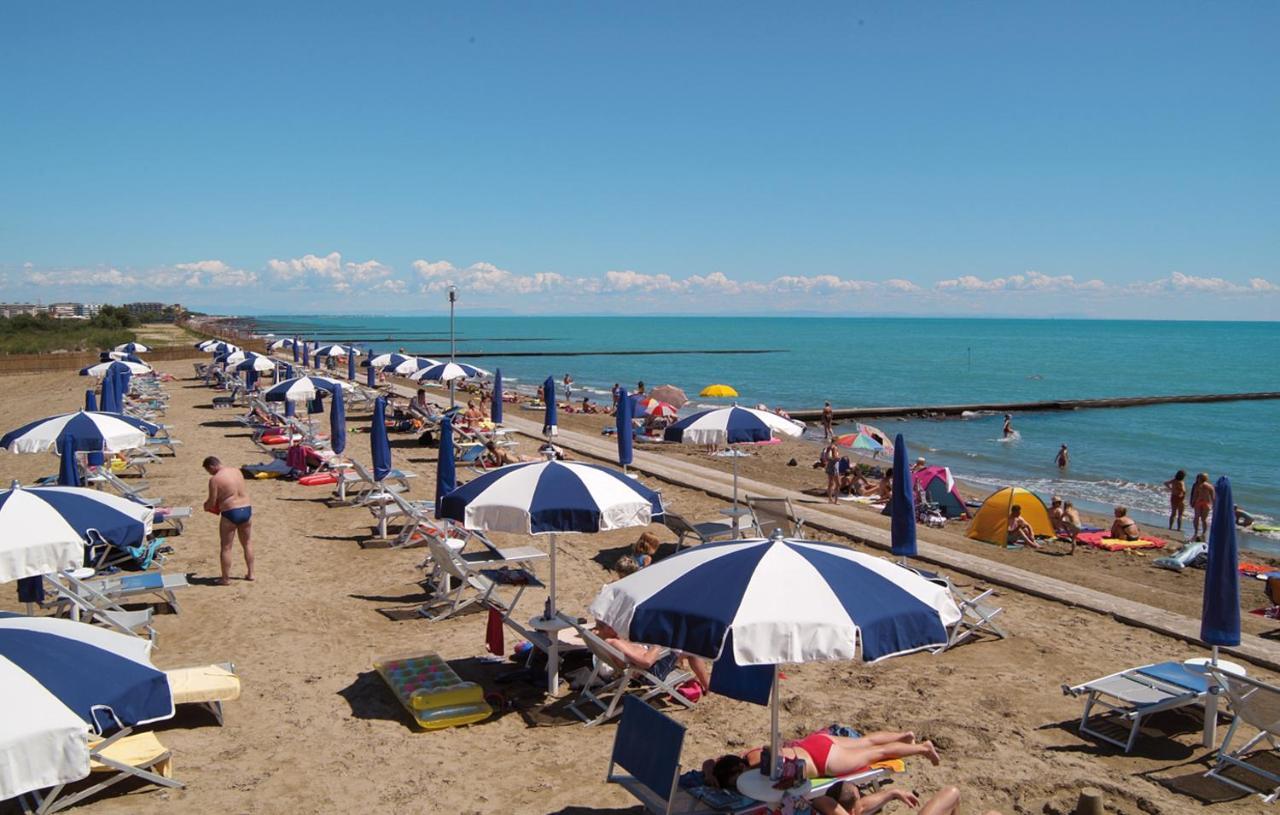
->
xmin=1077 ymin=531 xmax=1167 ymax=551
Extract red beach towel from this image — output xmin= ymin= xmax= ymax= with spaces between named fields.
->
xmin=485 ymin=608 xmax=504 ymax=656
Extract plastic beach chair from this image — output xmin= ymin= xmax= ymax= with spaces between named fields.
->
xmin=166 ymin=663 xmax=241 ymax=726
xmin=1062 ymin=661 xmax=1242 ymax=753
xmin=1205 ymin=667 xmax=1280 ymax=803
xmin=567 ymin=622 xmax=695 ymax=726
xmin=746 ymin=495 xmax=807 ymax=539
xmin=60 ymin=569 xmax=189 ymax=615
xmin=42 ymin=570 xmax=157 ymax=643
xmin=662 ymin=511 xmax=736 ymax=549
xmin=22 ymin=730 xmax=184 ymax=814
xmin=907 ymin=566 xmax=1007 ymax=651
xmin=417 ymin=537 xmax=544 ymax=622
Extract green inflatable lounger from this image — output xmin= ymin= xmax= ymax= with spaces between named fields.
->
xmin=374 ymin=652 xmax=493 ymax=730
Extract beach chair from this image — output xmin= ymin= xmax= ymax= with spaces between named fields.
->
xmin=418 ymin=537 xmax=543 ymax=621
xmin=606 ymin=697 xmax=891 ymax=815
xmin=83 ymin=467 xmax=161 ymax=506
xmin=42 ymin=570 xmax=157 ymax=643
xmin=907 ymin=567 xmax=1007 ymax=651
xmin=55 ymin=569 xmax=189 ymax=615
xmin=662 ymin=511 xmax=737 ymax=549
xmin=746 ymin=496 xmax=807 ymax=539
xmin=166 ymin=663 xmax=241 ymax=726
xmin=153 ymin=506 xmax=193 ymax=535
xmin=568 ymin=622 xmax=695 ymax=726
xmin=1062 ymin=661 xmax=1234 ymax=753
xmin=1205 ymin=667 xmax=1280 ymax=803
xmin=22 ymin=729 xmax=184 ymax=814
xmin=337 ymin=458 xmax=416 ymax=506
xmin=84 ymin=529 xmax=170 ymax=571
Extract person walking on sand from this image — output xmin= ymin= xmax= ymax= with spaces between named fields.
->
xmin=1055 ymin=444 xmax=1069 ymax=469
xmin=1002 ymin=414 xmax=1014 ymax=438
xmin=821 ymin=401 xmax=834 ymax=439
xmin=1191 ymin=472 xmax=1215 ymax=541
xmin=202 ymin=455 xmax=255 ymax=585
xmin=821 ymin=438 xmax=841 ymax=504
xmin=1165 ymin=469 xmax=1187 ymax=532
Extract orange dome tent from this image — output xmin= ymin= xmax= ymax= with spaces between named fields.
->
xmin=965 ymin=486 xmax=1054 ymax=545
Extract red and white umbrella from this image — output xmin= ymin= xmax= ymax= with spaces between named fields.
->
xmin=634 ymin=397 xmax=678 ymax=419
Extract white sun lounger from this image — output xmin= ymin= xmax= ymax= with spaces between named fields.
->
xmin=418 ymin=537 xmax=544 ymax=622
xmin=1062 ymin=660 xmax=1233 ymax=753
xmin=567 ymin=621 xmax=694 ymax=726
xmin=1205 ymin=667 xmax=1280 ymax=803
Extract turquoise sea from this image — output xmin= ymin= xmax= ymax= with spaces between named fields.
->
xmin=250 ymin=315 xmax=1280 ymax=550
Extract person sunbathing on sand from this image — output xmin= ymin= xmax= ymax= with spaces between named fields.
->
xmin=1006 ymin=505 xmax=1041 ymax=549
xmin=816 ymin=783 xmax=1001 ymax=815
xmin=704 ymin=731 xmax=939 ymax=794
xmin=482 ymin=441 xmax=538 ymax=467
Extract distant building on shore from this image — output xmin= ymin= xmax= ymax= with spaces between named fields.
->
xmin=124 ymin=301 xmax=167 ymax=316
xmin=0 ymin=303 xmax=42 ymax=318
xmin=47 ymin=302 xmax=103 ymax=319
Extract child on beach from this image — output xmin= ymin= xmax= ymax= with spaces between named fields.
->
xmin=1164 ymin=470 xmax=1187 ymax=532
xmin=1191 ymin=473 xmax=1215 ymax=541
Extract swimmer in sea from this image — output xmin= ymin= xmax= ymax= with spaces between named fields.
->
xmin=1002 ymin=414 xmax=1013 ymax=438
xmin=1055 ymin=444 xmax=1069 ymax=469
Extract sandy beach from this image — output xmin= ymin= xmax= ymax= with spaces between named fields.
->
xmin=3 ymin=356 xmax=1278 ymax=815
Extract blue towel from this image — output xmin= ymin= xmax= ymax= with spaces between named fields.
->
xmin=678 ymin=770 xmax=756 ymax=810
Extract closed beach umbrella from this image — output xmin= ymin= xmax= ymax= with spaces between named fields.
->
xmin=616 ymin=386 xmax=633 ymax=470
xmin=890 ymin=434 xmax=917 ymax=559
xmin=491 ymin=369 xmax=504 ymax=425
xmin=114 ymin=368 xmax=131 ymax=404
xmin=347 ymin=347 xmax=356 ymax=381
xmin=84 ymin=390 xmax=97 ymax=413
xmin=113 ymin=342 xmax=150 ymax=354
xmin=302 ymin=342 xmax=311 ymax=367
xmin=56 ymin=433 xmax=81 ymax=488
xmin=649 ymin=385 xmax=688 ymax=409
xmin=542 ymin=375 xmax=557 ymax=437
xmin=435 ymin=416 xmax=456 ymax=510
xmin=2 ymin=411 xmax=155 ymax=455
xmin=79 ymin=360 xmax=150 ymax=378
xmin=699 ymin=384 xmax=738 ymax=398
xmin=0 ymin=613 xmax=175 ymax=802
xmin=280 ymin=362 xmax=294 ymax=381
xmin=329 ymin=386 xmax=346 ymax=455
xmin=664 ymin=406 xmax=803 ymax=523
xmin=438 ymin=460 xmax=663 ymax=694
xmin=371 ymin=397 xmax=392 ymax=482
xmin=292 ymin=337 xmax=300 ymax=362
xmin=100 ymin=372 xmax=119 ymax=414
xmin=1201 ymin=476 xmax=1240 ymax=746
xmin=590 ymin=536 xmax=960 ymax=776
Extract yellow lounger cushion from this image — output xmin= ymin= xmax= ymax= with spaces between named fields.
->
xmin=167 ymin=665 xmax=242 ymax=704
xmin=89 ymin=732 xmax=172 ymax=776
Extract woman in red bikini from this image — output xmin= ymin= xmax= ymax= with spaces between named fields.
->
xmin=703 ymin=730 xmax=939 ymax=793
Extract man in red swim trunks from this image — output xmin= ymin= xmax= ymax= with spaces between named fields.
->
xmin=203 ymin=455 xmax=255 ymax=585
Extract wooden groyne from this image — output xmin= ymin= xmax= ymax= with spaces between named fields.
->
xmin=788 ymin=391 xmax=1280 ymax=421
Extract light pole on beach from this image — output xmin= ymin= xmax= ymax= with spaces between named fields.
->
xmin=448 ymin=285 xmax=458 ymax=408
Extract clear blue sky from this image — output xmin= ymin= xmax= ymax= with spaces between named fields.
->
xmin=2 ymin=2 xmax=1276 ymax=317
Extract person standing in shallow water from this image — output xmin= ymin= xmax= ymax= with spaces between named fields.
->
xmin=1055 ymin=444 xmax=1069 ymax=469
xmin=1164 ymin=469 xmax=1187 ymax=532
xmin=1191 ymin=473 xmax=1215 ymax=542
xmin=1002 ymin=414 xmax=1014 ymax=438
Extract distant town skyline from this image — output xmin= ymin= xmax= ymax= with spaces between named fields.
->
xmin=2 ymin=3 xmax=1276 ymax=319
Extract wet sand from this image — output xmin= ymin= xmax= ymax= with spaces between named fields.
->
xmin=1 ymin=359 xmax=1277 ymax=815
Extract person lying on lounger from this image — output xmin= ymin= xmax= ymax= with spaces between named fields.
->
xmin=482 ymin=441 xmax=539 ymax=467
xmin=703 ymin=731 xmax=939 ymax=793
xmin=593 ymin=622 xmax=712 ymax=689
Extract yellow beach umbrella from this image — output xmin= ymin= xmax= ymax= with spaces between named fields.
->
xmin=699 ymin=384 xmax=738 ymax=398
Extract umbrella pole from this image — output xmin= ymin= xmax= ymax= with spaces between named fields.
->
xmin=769 ymin=664 xmax=780 ymax=779
xmin=732 ymin=446 xmax=740 ymax=538
xmin=1203 ymin=645 xmax=1220 ymax=747
xmin=547 ymin=531 xmax=560 ymax=697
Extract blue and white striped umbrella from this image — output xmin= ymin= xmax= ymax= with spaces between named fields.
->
xmin=390 ymin=357 xmax=441 ymax=376
xmin=78 ymin=360 xmax=151 ymax=378
xmin=439 ymin=459 xmax=663 ymax=695
xmin=234 ymin=352 xmax=276 ymax=373
xmin=2 ymin=411 xmax=157 ymax=454
xmin=112 ymin=342 xmax=151 ymax=353
xmin=0 ymin=614 xmax=174 ymax=801
xmin=592 ymin=536 xmax=959 ymax=665
xmin=0 ymin=485 xmax=153 ymax=582
xmin=364 ymin=352 xmax=413 ymax=370
xmin=262 ymin=375 xmax=351 ymax=403
xmin=663 ymin=406 xmax=802 ymax=447
xmin=267 ymin=338 xmax=297 ymax=351
xmin=590 ymin=536 xmax=960 ymax=768
xmin=409 ymin=361 xmax=489 ymax=383
xmin=663 ymin=406 xmax=803 ymax=523
xmin=197 ymin=340 xmax=238 ymax=355
xmin=312 ymin=344 xmax=358 ymax=359
xmin=102 ymin=351 xmax=145 ymax=363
